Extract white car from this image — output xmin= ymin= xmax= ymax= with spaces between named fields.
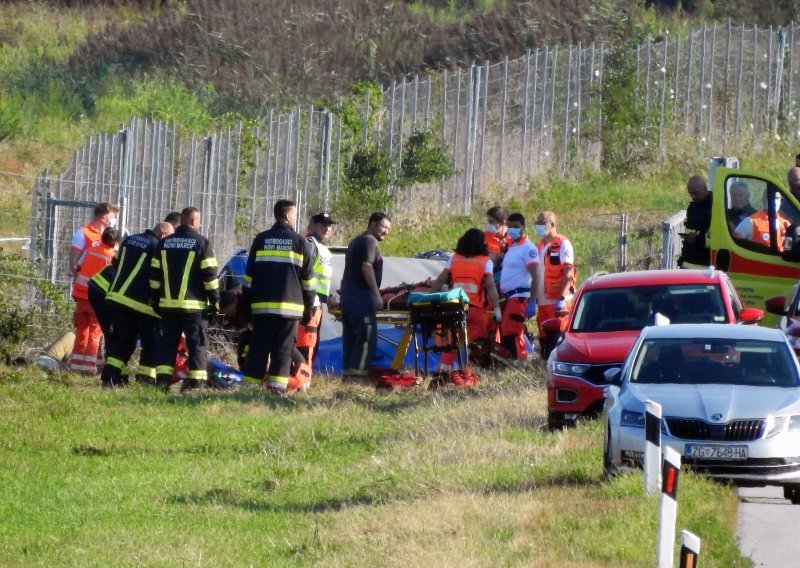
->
xmin=603 ymin=324 xmax=800 ymax=502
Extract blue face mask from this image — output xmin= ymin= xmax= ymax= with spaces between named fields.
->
xmin=534 ymin=224 xmax=547 ymax=238
xmin=486 ymin=223 xmax=499 ymax=235
xmin=507 ymin=227 xmax=522 ymax=241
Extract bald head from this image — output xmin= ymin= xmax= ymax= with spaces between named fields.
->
xmin=788 ymin=167 xmax=800 ymax=190
xmin=687 ymin=175 xmax=709 ymax=203
xmin=153 ymin=221 xmax=174 ymax=239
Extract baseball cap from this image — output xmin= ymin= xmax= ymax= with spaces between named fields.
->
xmin=311 ymin=212 xmax=336 ymax=225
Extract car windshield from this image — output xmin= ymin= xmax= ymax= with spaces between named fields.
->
xmin=571 ymin=284 xmax=727 ymax=332
xmin=629 ymin=338 xmax=799 ymax=387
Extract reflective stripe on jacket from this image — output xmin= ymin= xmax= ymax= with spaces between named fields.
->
xmin=73 ymin=243 xmax=115 ymax=300
xmin=309 ymin=236 xmax=333 ymax=303
xmin=449 ymin=254 xmax=488 ymax=307
xmin=242 ymin=221 xmax=316 ymax=318
xmin=107 ymin=229 xmax=160 ymax=317
xmin=88 ymin=264 xmax=116 ymax=296
xmin=149 ymin=225 xmax=219 ymax=313
xmin=539 ymin=234 xmax=575 ymax=300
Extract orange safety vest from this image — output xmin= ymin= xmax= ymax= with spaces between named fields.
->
xmin=449 ymin=254 xmax=489 ymax=307
xmin=749 ymin=210 xmax=790 ymax=251
xmin=539 ymin=234 xmax=576 ymax=300
xmin=73 ymin=242 xmax=115 ymax=300
xmin=484 ymin=230 xmax=511 ymax=256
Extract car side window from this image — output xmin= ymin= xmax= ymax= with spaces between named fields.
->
xmin=724 ymin=278 xmax=742 ymax=320
xmin=726 ymin=176 xmax=797 ymax=255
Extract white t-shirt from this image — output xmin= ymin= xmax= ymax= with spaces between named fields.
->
xmin=70 ymin=227 xmax=88 ymax=252
xmin=500 ymin=237 xmax=539 ymax=297
xmin=536 ymin=237 xmax=574 ymax=305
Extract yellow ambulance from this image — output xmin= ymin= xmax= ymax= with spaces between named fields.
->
xmin=706 ymin=157 xmax=800 ymax=324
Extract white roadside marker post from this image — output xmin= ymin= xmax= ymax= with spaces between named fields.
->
xmin=657 ymin=446 xmax=681 ymax=568
xmin=679 ymin=530 xmax=701 ymax=568
xmin=645 ymin=400 xmax=663 ymax=495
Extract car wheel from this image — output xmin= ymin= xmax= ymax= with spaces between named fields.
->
xmin=548 ymin=411 xmax=566 ymax=431
xmin=784 ymin=485 xmax=800 ymax=504
xmin=603 ymin=423 xmax=617 ymax=479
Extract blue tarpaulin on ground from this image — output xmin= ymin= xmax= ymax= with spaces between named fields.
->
xmin=313 ymin=324 xmax=442 ymax=375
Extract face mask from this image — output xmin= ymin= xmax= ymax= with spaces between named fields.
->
xmin=774 ymin=198 xmax=782 ymax=212
xmin=507 ymin=227 xmax=522 ymax=241
xmin=486 ymin=223 xmax=499 ymax=235
xmin=534 ymin=224 xmax=547 ymax=238
xmin=108 ymin=217 xmax=118 ymax=229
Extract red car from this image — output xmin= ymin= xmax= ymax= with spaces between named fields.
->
xmin=543 ymin=268 xmax=763 ymax=430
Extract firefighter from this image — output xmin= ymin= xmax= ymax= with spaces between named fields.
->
xmin=288 ymin=211 xmax=336 ymax=392
xmin=87 ymin=263 xmax=117 ymax=340
xmin=430 ymin=227 xmax=502 ymax=370
xmin=101 ymin=221 xmax=174 ymax=387
xmin=498 ymin=212 xmax=541 ymax=362
xmin=69 ymin=226 xmax=119 ymax=375
xmin=534 ymin=211 xmax=576 ymax=359
xmin=240 ymin=200 xmax=316 ymax=393
xmin=150 ymin=208 xmax=219 ymax=391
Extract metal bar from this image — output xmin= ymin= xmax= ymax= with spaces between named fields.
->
xmin=708 ymin=23 xmax=717 ymax=146
xmin=736 ymin=23 xmax=744 ymax=138
xmin=562 ymin=45 xmax=572 ymax=175
xmin=529 ymin=49 xmax=540 ymax=172
xmin=521 ymin=49 xmax=531 ymax=175
xmin=499 ymin=56 xmax=508 ymax=178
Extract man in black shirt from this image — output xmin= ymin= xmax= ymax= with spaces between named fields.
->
xmin=340 ymin=212 xmax=391 ymax=381
xmin=679 ymin=175 xmax=712 ymax=268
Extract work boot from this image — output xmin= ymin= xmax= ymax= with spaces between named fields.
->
xmin=180 ymin=378 xmax=203 ymax=392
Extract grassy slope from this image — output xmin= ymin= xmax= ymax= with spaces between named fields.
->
xmin=0 ymin=368 xmax=747 ymax=567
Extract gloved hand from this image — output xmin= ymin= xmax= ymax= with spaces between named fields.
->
xmin=554 ymin=299 xmax=567 ymax=316
xmin=301 ymin=308 xmax=313 ymax=326
xmin=525 ymin=299 xmax=537 ymax=319
xmin=493 ymin=307 xmax=503 ymax=323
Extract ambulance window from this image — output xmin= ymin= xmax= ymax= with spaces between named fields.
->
xmin=726 ymin=176 xmax=794 ymax=255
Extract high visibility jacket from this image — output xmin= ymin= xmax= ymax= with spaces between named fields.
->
xmin=449 ymin=254 xmax=489 ymax=307
xmin=243 ymin=221 xmax=316 ymax=318
xmin=484 ymin=230 xmax=511 ymax=256
xmin=88 ymin=264 xmax=116 ymax=297
xmin=539 ymin=234 xmax=576 ymax=300
xmin=308 ymin=234 xmax=333 ymax=303
xmin=149 ymin=225 xmax=220 ymax=312
xmin=107 ymin=229 xmax=161 ymax=317
xmin=72 ymin=242 xmax=115 ymax=300
xmin=749 ymin=210 xmax=790 ymax=251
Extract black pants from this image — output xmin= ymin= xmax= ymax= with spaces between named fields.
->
xmin=341 ymin=307 xmax=377 ymax=373
xmin=87 ymin=288 xmax=112 ymax=338
xmin=243 ymin=315 xmax=297 ymax=391
xmin=101 ymin=303 xmax=159 ymax=385
xmin=155 ymin=311 xmax=208 ymax=385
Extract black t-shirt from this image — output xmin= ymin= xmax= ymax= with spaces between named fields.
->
xmin=341 ymin=232 xmax=383 ymax=295
xmin=681 ymin=192 xmax=712 ymax=265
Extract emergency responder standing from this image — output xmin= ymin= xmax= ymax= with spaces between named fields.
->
xmin=499 ymin=213 xmax=540 ymax=362
xmin=678 ymin=175 xmax=712 ymax=268
xmin=430 ymin=227 xmax=502 ymax=370
xmin=534 ymin=211 xmax=576 ymax=360
xmin=70 ymin=226 xmax=119 ymax=374
xmin=241 ymin=199 xmax=316 ymax=394
xmin=69 ymin=202 xmax=120 ymax=277
xmin=288 ymin=211 xmax=336 ymax=392
xmin=340 ymin=212 xmax=391 ymax=382
xmin=101 ymin=221 xmax=174 ymax=387
xmin=150 ymin=208 xmax=219 ymax=391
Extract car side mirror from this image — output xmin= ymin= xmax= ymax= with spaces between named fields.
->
xmin=604 ymin=367 xmax=622 ymax=385
xmin=738 ymin=307 xmax=764 ymax=324
xmin=541 ymin=317 xmax=563 ymax=335
xmin=764 ymin=296 xmax=787 ymax=316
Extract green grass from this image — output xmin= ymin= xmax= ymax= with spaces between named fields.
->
xmin=0 ymin=366 xmax=749 ymax=567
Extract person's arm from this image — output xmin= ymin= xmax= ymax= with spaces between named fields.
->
xmin=483 ymin=273 xmax=502 ymax=321
xmin=527 ymin=262 xmax=541 ymax=298
xmin=200 ymin=238 xmax=220 ymax=310
xmin=734 ymin=217 xmax=753 ymax=240
xmin=429 ymin=269 xmax=450 ymax=292
xmin=559 ymin=264 xmax=575 ymax=298
xmin=362 ymin=261 xmax=382 ymax=310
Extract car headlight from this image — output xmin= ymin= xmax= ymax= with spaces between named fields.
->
xmin=787 ymin=415 xmax=800 ymax=432
xmin=765 ymin=415 xmax=788 ymax=438
xmin=552 ymin=360 xmax=591 ymax=378
xmin=621 ymin=409 xmax=645 ymax=428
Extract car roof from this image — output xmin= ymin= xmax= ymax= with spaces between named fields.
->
xmin=640 ymin=323 xmax=785 ymax=341
xmin=582 ymin=269 xmax=723 ymax=290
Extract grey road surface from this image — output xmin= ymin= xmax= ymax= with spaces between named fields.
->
xmin=737 ymin=486 xmax=800 ymax=567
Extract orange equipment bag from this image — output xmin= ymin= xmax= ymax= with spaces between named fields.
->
xmin=370 ymin=366 xmax=420 ymax=390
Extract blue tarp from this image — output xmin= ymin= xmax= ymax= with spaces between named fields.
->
xmin=314 ymin=324 xmax=442 ymax=375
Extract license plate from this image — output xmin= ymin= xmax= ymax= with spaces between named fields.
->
xmin=685 ymin=444 xmax=748 ymax=461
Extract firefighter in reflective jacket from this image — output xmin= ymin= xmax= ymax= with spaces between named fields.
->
xmin=288 ymin=211 xmax=336 ymax=393
xmin=431 ymin=228 xmax=502 ymax=370
xmin=241 ymin=199 xmax=316 ymax=393
xmin=150 ymin=208 xmax=219 ymax=390
xmin=734 ymin=189 xmax=792 ymax=251
xmin=70 ymin=227 xmax=119 ymax=375
xmin=87 ymin=263 xmax=117 ymax=340
xmin=101 ymin=221 xmax=174 ymax=387
xmin=535 ymin=211 xmax=576 ymax=359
